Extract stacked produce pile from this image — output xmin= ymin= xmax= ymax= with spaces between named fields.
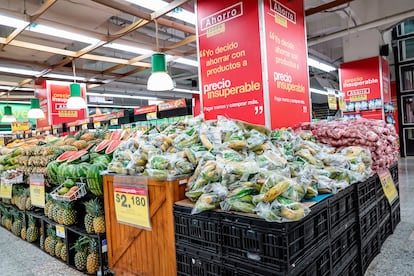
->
xmin=107 ymin=117 xmax=372 ymax=222
xmin=296 ymin=118 xmax=399 ymax=171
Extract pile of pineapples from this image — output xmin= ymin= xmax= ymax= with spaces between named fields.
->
xmin=84 ymin=198 xmax=106 ymax=234
xmin=0 ymin=206 xmax=41 ymax=243
xmin=44 ymin=196 xmax=77 ymax=225
xmin=42 ymin=225 xmax=67 ymax=262
xmin=72 ymin=235 xmax=100 ymax=274
xmin=11 ymin=186 xmax=34 ymax=211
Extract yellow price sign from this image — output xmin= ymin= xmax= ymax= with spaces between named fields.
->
xmin=328 ymin=94 xmax=337 ymax=110
xmin=113 ymin=178 xmax=151 ymax=230
xmin=56 ymin=225 xmax=65 ymax=238
xmin=110 ymin=118 xmax=118 ymax=126
xmin=29 ymin=174 xmax=45 ymax=208
xmin=0 ymin=181 xmax=12 ymax=199
xmin=94 ymin=122 xmax=101 ymax=129
xmin=69 ymin=126 xmax=76 ymax=132
xmin=378 ymin=170 xmax=398 ymax=204
xmin=82 ymin=124 xmax=88 ymax=130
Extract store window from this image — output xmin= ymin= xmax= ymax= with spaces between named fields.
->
xmin=398 ymin=37 xmax=414 ymax=61
xmin=397 ymin=19 xmax=414 ymax=36
xmin=399 ymin=64 xmax=414 ymax=92
xmin=403 ymin=128 xmax=414 ymax=155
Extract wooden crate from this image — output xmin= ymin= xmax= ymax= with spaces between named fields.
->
xmin=103 ymin=175 xmax=187 ymax=276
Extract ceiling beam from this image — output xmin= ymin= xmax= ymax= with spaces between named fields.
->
xmin=0 ymin=0 xmax=58 ymax=49
xmin=305 ymin=0 xmax=354 ymax=16
xmin=92 ymin=0 xmax=195 ymax=35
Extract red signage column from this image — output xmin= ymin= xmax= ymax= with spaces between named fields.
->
xmin=196 ymin=0 xmax=310 ymax=128
xmin=196 ymin=0 xmax=266 ymax=125
xmin=263 ymin=0 xmax=310 ymax=129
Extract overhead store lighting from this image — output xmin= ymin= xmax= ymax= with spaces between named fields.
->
xmin=125 ymin=0 xmax=195 ymax=24
xmin=27 ymin=98 xmax=45 ymax=119
xmin=29 ymin=23 xmax=100 ymax=44
xmin=172 ymin=88 xmax=200 ymax=94
xmin=1 ymin=92 xmax=16 ymax=123
xmin=66 ymin=62 xmax=87 ymax=110
xmin=308 ymin=58 xmax=336 ymax=72
xmin=0 ymin=66 xmax=41 ymax=76
xmin=0 ymin=15 xmax=27 ymax=28
xmin=87 ymin=92 xmax=157 ymax=101
xmin=168 ymin=56 xmax=198 ymax=67
xmin=104 ymin=43 xmax=153 ymax=55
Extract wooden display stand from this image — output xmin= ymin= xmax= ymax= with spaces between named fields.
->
xmin=103 ymin=175 xmax=187 ymax=276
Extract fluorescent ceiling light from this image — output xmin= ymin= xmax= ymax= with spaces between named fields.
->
xmin=173 ymin=88 xmax=199 ymax=94
xmin=310 ymin=88 xmax=340 ymax=98
xmin=308 ymin=58 xmax=336 ymax=72
xmin=87 ymin=92 xmax=157 ymax=101
xmin=105 ymin=43 xmax=153 ymax=55
xmin=0 ymin=101 xmax=30 ymax=104
xmin=125 ymin=0 xmax=195 ymax=24
xmin=29 ymin=23 xmax=100 ymax=44
xmin=0 ymin=15 xmax=27 ymax=28
xmin=0 ymin=66 xmax=41 ymax=76
xmin=168 ymin=56 xmax=198 ymax=67
xmin=88 ymin=104 xmax=138 ymax=109
xmin=45 ymin=73 xmax=87 ymax=81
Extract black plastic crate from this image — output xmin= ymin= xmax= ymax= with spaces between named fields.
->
xmin=356 ymin=175 xmax=378 ymax=214
xmin=376 ymin=194 xmax=391 ymax=225
xmin=378 ymin=214 xmax=392 ymax=249
xmin=328 ymin=185 xmax=357 ymax=239
xmin=331 ymin=223 xmax=358 ymax=270
xmin=360 ymin=230 xmax=380 ymax=274
xmin=222 ymin=256 xmax=280 ymax=276
xmin=334 ymin=245 xmax=360 ymax=276
xmin=176 ymin=245 xmax=222 ymax=276
xmin=174 ymin=203 xmax=221 ymax=254
xmin=291 ymin=243 xmax=331 ymax=276
xmin=391 ymin=199 xmax=401 ymax=233
xmin=358 ymin=202 xmax=378 ymax=245
xmin=390 ymin=162 xmax=399 ymax=184
xmin=221 ymin=200 xmax=329 ymax=273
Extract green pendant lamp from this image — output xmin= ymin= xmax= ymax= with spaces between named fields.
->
xmin=147 ymin=53 xmax=174 ymax=91
xmin=2 ymin=105 xmax=16 ymax=123
xmin=66 ymin=62 xmax=87 ymax=110
xmin=27 ymin=98 xmax=45 ymax=119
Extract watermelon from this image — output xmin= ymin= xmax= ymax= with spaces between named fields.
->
xmin=105 ymin=140 xmax=122 ymax=155
xmin=93 ymin=155 xmax=111 ymax=166
xmin=56 ymin=151 xmax=77 ymax=162
xmin=86 ymin=163 xmax=107 ymax=196
xmin=95 ymin=139 xmax=111 ymax=153
xmin=67 ymin=150 xmax=89 ymax=163
xmin=110 ymin=130 xmax=122 ymax=140
xmin=46 ymin=160 xmax=60 ymax=185
xmin=75 ymin=162 xmax=90 ymax=178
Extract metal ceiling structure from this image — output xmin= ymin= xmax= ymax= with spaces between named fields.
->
xmin=0 ymin=0 xmax=412 ymax=107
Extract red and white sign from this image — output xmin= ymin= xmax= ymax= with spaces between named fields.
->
xmin=45 ymin=81 xmax=88 ymax=125
xmin=381 ymin=57 xmax=391 ymax=103
xmin=134 ymin=105 xmax=157 ymax=115
xmin=197 ymin=0 xmax=265 ymax=125
xmin=340 ymin=56 xmax=383 ymax=120
xmin=158 ymin=98 xmax=187 ymax=111
xmin=264 ymin=0 xmax=310 ymax=129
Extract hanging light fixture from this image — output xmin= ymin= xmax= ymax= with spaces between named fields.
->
xmin=147 ymin=20 xmax=174 ymax=91
xmin=66 ymin=61 xmax=87 ymax=109
xmin=2 ymin=92 xmax=16 ymax=123
xmin=27 ymin=98 xmax=45 ymax=119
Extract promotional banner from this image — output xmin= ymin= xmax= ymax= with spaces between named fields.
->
xmin=134 ymin=105 xmax=157 ymax=115
xmin=381 ymin=57 xmax=391 ymax=103
xmin=264 ymin=0 xmax=311 ymax=128
xmin=158 ymin=98 xmax=187 ymax=112
xmin=46 ymin=81 xmax=88 ymax=125
xmin=197 ymin=0 xmax=266 ymax=125
xmin=340 ymin=56 xmax=383 ymax=120
xmin=11 ymin=122 xmax=30 ymax=132
xmin=0 ymin=103 xmax=31 ymax=122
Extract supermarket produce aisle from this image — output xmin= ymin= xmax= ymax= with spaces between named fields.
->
xmin=0 ymin=158 xmax=412 ymax=276
xmin=365 ymin=157 xmax=414 ymax=275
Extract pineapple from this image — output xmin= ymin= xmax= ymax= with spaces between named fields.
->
xmin=90 ymin=198 xmax=105 ymax=233
xmin=40 ymin=234 xmax=45 ymax=250
xmin=60 ymin=243 xmax=67 ymax=261
xmin=84 ymin=200 xmax=96 ymax=234
xmin=20 ymin=217 xmax=27 ymax=240
xmin=26 ymin=215 xmax=40 ymax=243
xmin=61 ymin=201 xmax=76 ymax=225
xmin=52 ymin=202 xmax=60 ymax=223
xmin=18 ymin=190 xmax=28 ymax=211
xmin=72 ymin=236 xmax=89 ymax=271
xmin=4 ymin=212 xmax=12 ymax=231
xmin=11 ymin=210 xmax=22 ymax=236
xmin=56 ymin=201 xmax=65 ymax=225
xmin=47 ymin=198 xmax=55 ymax=219
xmin=45 ymin=225 xmax=58 ymax=256
xmin=25 ymin=189 xmax=34 ymax=211
xmin=44 ymin=194 xmax=53 ymax=216
xmin=55 ymin=238 xmax=64 ymax=258
xmin=86 ymin=238 xmax=99 ymax=274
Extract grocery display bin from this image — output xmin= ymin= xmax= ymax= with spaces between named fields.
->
xmin=103 ymin=175 xmax=187 ymax=276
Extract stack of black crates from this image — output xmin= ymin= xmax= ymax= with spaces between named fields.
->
xmin=174 ymin=163 xmax=401 ymax=275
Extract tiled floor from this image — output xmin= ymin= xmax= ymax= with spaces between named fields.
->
xmin=0 ymin=158 xmax=412 ymax=275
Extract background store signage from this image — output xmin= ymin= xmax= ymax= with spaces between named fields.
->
xmin=11 ymin=122 xmax=30 ymax=132
xmin=197 ymin=0 xmax=266 ymax=125
xmin=264 ymin=0 xmax=311 ymax=129
xmin=134 ymin=105 xmax=157 ymax=115
xmin=0 ymin=103 xmax=34 ymax=124
xmin=29 ymin=174 xmax=45 ymax=208
xmin=113 ymin=176 xmax=151 ymax=230
xmin=340 ymin=56 xmax=383 ymax=120
xmin=327 ymin=93 xmax=337 ymax=110
xmin=43 ymin=81 xmax=88 ymax=126
xmin=93 ymin=111 xmax=124 ymax=123
xmin=378 ymin=170 xmax=398 ymax=204
xmin=158 ymin=99 xmax=187 ymax=112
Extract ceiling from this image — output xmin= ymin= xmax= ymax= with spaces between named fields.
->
xmin=0 ymin=0 xmax=413 ymax=107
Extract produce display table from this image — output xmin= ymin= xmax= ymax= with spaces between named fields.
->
xmin=103 ymin=175 xmax=188 ymax=276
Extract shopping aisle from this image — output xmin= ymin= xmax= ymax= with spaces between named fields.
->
xmin=0 ymin=227 xmax=83 ymax=276
xmin=365 ymin=157 xmax=414 ymax=275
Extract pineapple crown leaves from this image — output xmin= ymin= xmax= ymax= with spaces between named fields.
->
xmin=89 ymin=198 xmax=104 ymax=217
xmin=88 ymin=237 xmax=99 ymax=253
xmin=27 ymin=214 xmax=36 ymax=226
xmin=10 ymin=209 xmax=21 ymax=221
xmin=46 ymin=224 xmax=57 ymax=238
xmin=71 ymin=235 xmax=89 ymax=252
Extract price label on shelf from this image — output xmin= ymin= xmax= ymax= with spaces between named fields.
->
xmin=82 ymin=124 xmax=88 ymax=130
xmin=378 ymin=169 xmax=398 ymax=204
xmin=69 ymin=126 xmax=76 ymax=132
xmin=110 ymin=118 xmax=118 ymax=126
xmin=94 ymin=122 xmax=101 ymax=129
xmin=0 ymin=180 xmax=12 ymax=199
xmin=29 ymin=174 xmax=45 ymax=208
xmin=52 ymin=128 xmax=58 ymax=135
xmin=113 ymin=176 xmax=151 ymax=230
xmin=56 ymin=225 xmax=65 ymax=238
xmin=45 ymin=130 xmax=50 ymax=135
